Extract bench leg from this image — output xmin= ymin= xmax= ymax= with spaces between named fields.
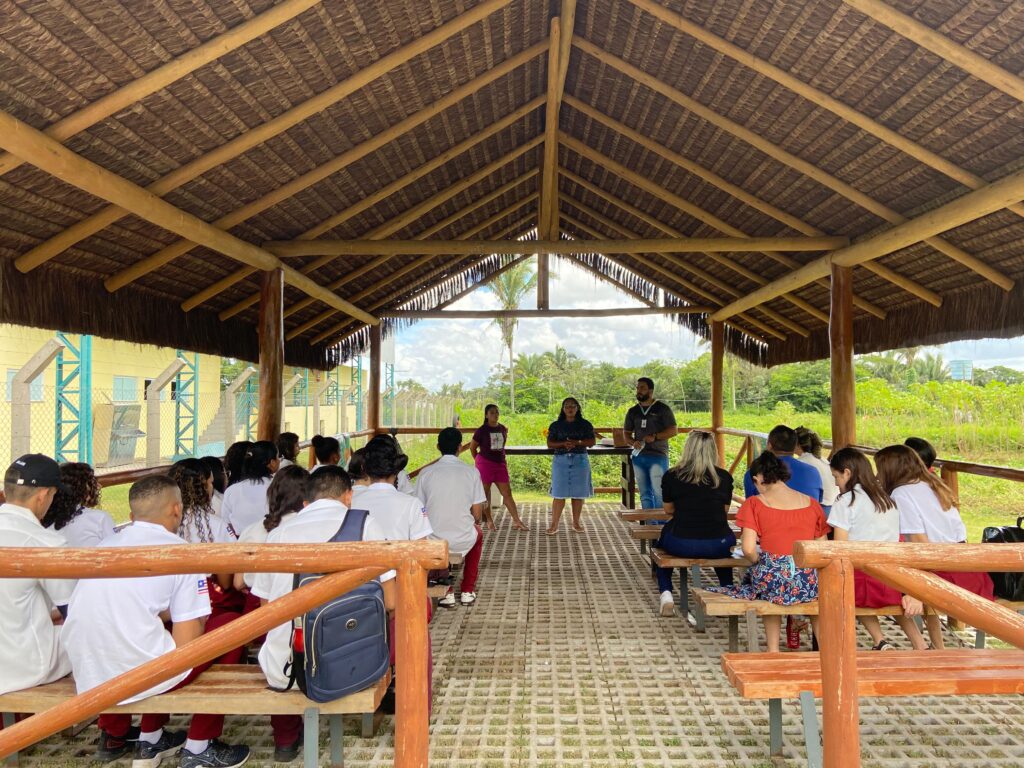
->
xmin=768 ymin=698 xmax=783 ymax=757
xmin=360 ymin=712 xmax=378 ymax=738
xmin=799 ymin=691 xmax=822 ymax=768
xmin=975 ymin=628 xmax=986 ymax=649
xmin=728 ymin=616 xmax=739 ymax=653
xmin=690 ymin=565 xmax=706 ymax=632
xmin=679 ymin=567 xmax=692 ymax=625
xmin=745 ymin=608 xmax=759 ymax=652
xmin=303 ymin=708 xmax=319 ymax=768
xmin=329 ymin=714 xmax=344 ymax=768
xmin=3 ymin=713 xmax=18 ymax=767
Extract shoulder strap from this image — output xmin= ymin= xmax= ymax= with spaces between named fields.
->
xmin=332 ymin=508 xmax=369 ymax=543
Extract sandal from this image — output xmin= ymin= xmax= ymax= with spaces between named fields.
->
xmin=872 ymin=640 xmax=896 ymax=651
xmin=571 ymin=524 xmax=585 ymax=533
xmin=545 ymin=527 xmax=558 ymax=536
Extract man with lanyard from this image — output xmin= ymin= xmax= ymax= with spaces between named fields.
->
xmin=624 ymin=378 xmax=678 ymax=510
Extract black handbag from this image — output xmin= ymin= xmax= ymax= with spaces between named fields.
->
xmin=981 ymin=517 xmax=1024 ymax=601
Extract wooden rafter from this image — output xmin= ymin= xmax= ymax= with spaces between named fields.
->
xmin=0 ymin=106 xmax=375 ymax=326
xmin=14 ymin=0 xmax=517 ymax=274
xmin=574 ymin=38 xmax=1006 ymax=300
xmin=0 ymin=0 xmax=323 ymax=178
xmin=537 ymin=16 xmax=561 ymax=309
xmin=385 ymin=307 xmax=711 ymax=318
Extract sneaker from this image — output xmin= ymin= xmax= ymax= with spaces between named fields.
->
xmin=438 ymin=587 xmax=456 ymax=608
xmin=97 ymin=725 xmax=141 ymax=762
xmin=659 ymin=591 xmax=675 ymax=617
xmin=872 ymin=640 xmax=896 ymax=651
xmin=133 ymin=730 xmax=186 ymax=768
xmin=272 ymin=729 xmax=302 ymax=763
xmin=460 ymin=591 xmax=477 ymax=606
xmin=178 ymin=740 xmax=250 ymax=768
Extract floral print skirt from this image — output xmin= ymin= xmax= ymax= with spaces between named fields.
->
xmin=705 ymin=551 xmax=818 ymax=605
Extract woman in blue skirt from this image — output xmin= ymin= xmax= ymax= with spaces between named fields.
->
xmin=546 ymin=397 xmax=596 ymax=534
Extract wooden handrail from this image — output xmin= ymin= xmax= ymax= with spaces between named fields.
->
xmin=793 ymin=541 xmax=1024 ymax=572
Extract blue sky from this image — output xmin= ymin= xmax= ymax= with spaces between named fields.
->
xmin=393 ymin=259 xmax=1024 ymax=389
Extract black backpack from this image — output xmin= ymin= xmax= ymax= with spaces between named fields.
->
xmin=283 ymin=509 xmax=390 ymax=702
xmin=981 ymin=517 xmax=1024 ymax=601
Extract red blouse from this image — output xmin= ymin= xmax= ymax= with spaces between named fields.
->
xmin=736 ymin=495 xmax=830 ymax=556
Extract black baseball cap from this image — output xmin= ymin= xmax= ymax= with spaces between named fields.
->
xmin=4 ymin=454 xmax=66 ymax=491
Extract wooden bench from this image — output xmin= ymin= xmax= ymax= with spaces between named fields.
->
xmin=722 ymin=650 xmax=1024 ymax=767
xmin=0 ymin=665 xmax=389 ymax=768
xmin=650 ymin=549 xmax=750 ymax=632
xmin=427 ymin=552 xmax=465 ymax=600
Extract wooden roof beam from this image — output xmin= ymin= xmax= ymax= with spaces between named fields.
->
xmin=712 ymin=164 xmax=1024 ymax=321
xmin=0 ymin=106 xmax=375 ymax=327
xmin=14 ymin=0 xmax=519 ymax=273
xmin=0 ymin=0 xmax=324 ymax=178
xmin=574 ymin=39 xmax=1008 ymax=298
xmin=384 ymin=307 xmax=710 ymax=318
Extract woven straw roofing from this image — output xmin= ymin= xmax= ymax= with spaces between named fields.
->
xmin=0 ymin=0 xmax=1022 ymax=368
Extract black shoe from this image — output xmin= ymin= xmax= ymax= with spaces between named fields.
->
xmin=97 ymin=725 xmax=141 ymax=762
xmin=272 ymin=729 xmax=302 ymax=763
xmin=177 ymin=740 xmax=250 ymax=768
xmin=133 ymin=730 xmax=186 ymax=768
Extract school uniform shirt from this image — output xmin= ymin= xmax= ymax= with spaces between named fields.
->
xmin=179 ymin=511 xmax=233 ymax=545
xmin=0 ymin=503 xmax=74 ymax=695
xmin=744 ymin=456 xmax=823 ymax=502
xmin=237 ymin=513 xmax=299 ymax=589
xmin=893 ymin=482 xmax=967 ymax=543
xmin=221 ymin=477 xmax=273 ymax=538
xmin=396 ymin=470 xmax=415 ymax=496
xmin=210 ymin=490 xmax=224 ymax=517
xmin=826 ymin=484 xmax=899 ymax=542
xmin=415 ymin=456 xmax=487 ymax=556
xmin=351 ymin=482 xmax=433 ymax=542
xmin=278 ymin=458 xmax=294 ymax=469
xmin=796 ymin=453 xmax=839 ymax=506
xmin=46 ymin=507 xmax=116 ymax=548
xmin=251 ymin=499 xmax=394 ymax=690
xmin=62 ymin=521 xmax=211 ymax=703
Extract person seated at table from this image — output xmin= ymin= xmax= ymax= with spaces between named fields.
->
xmin=42 ymin=462 xmax=115 ymax=548
xmin=224 ymin=440 xmax=253 ymax=487
xmin=904 ymin=436 xmax=937 ymax=471
xmin=235 ymin=465 xmax=310 ymax=591
xmin=276 ymin=432 xmax=300 ymax=469
xmin=1 ymin=454 xmax=74 ymax=697
xmin=794 ymin=427 xmax=839 ymax=516
xmin=311 ymin=435 xmax=341 ymax=472
xmin=221 ymin=440 xmax=278 ymax=538
xmin=707 ymin=451 xmax=830 ymax=653
xmin=416 ymin=428 xmax=487 ymax=607
xmin=655 ymin=431 xmax=736 ymax=617
xmin=744 ymin=425 xmax=822 ymax=503
xmin=874 ymin=444 xmax=993 ymax=650
xmin=546 ymin=397 xmax=596 ymax=535
xmin=828 ymin=447 xmax=927 ymax=651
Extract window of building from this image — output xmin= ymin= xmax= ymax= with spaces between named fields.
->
xmin=5 ymin=369 xmax=44 ymax=402
xmin=113 ymin=375 xmax=138 ymax=402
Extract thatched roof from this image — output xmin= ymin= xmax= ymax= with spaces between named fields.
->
xmin=1 ymin=0 xmax=1022 ymax=368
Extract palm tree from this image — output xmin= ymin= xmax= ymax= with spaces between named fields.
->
xmin=914 ymin=352 xmax=951 ymax=382
xmin=488 ymin=260 xmax=537 ymax=412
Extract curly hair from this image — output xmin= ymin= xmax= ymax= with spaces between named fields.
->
xmin=748 ymin=450 xmax=792 ymax=486
xmin=169 ymin=458 xmax=216 ymax=543
xmin=41 ymin=463 xmax=100 ymax=530
xmin=265 ymin=465 xmax=309 ymax=532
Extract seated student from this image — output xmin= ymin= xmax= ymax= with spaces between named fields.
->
xmin=347 ymin=450 xmax=371 ymax=490
xmin=386 ymin=435 xmax=416 ymax=495
xmin=828 ymin=448 xmax=927 ymax=651
xmin=200 ymin=456 xmax=228 ymax=517
xmin=42 ymin=462 xmax=115 ymax=548
xmin=310 ymin=435 xmax=341 ymax=472
xmin=352 ymin=436 xmax=433 ymax=544
xmin=904 ymin=436 xmax=937 ymax=472
xmin=276 ymin=432 xmax=300 ymax=469
xmin=654 ymin=431 xmax=735 ymax=617
xmin=875 ymin=444 xmax=994 ymax=650
xmin=221 ymin=440 xmax=279 ymax=538
xmin=236 ymin=465 xmax=310 ymax=591
xmin=62 ymin=475 xmax=251 ymax=767
xmin=743 ymin=425 xmax=823 ymax=503
xmin=224 ymin=441 xmax=253 ymax=488
xmin=794 ymin=427 xmax=839 ymax=516
xmin=0 ymin=455 xmax=74 ymax=696
xmin=707 ymin=451 xmax=830 ymax=653
xmin=415 ymin=428 xmax=487 ymax=607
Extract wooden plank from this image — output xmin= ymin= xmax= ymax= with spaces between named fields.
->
xmin=394 ymin=560 xmax=429 ymax=768
xmin=711 ymin=320 xmax=725 ymax=463
xmin=794 ymin=541 xmax=1024 ymax=572
xmin=381 ymin=307 xmax=711 ymax=319
xmin=691 ymin=589 xmax=911 ymax=618
xmin=817 ymin=558 xmax=860 ymax=768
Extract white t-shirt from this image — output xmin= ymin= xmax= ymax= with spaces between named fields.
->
xmin=237 ymin=513 xmax=298 ymax=589
xmin=221 ymin=477 xmax=273 ymax=538
xmin=179 ymin=511 xmax=233 ymax=545
xmin=415 ymin=456 xmax=486 ymax=556
xmin=278 ymin=458 xmax=294 ymax=469
xmin=210 ymin=490 xmax=224 ymax=517
xmin=893 ymin=482 xmax=967 ymax=543
xmin=0 ymin=503 xmax=74 ymax=695
xmin=47 ymin=507 xmax=116 ymax=548
xmin=826 ymin=484 xmax=899 ymax=542
xmin=797 ymin=454 xmax=839 ymax=506
xmin=62 ymin=521 xmax=211 ymax=703
xmin=396 ymin=470 xmax=415 ymax=496
xmin=351 ymin=483 xmax=433 ymax=542
xmin=251 ymin=499 xmax=394 ymax=690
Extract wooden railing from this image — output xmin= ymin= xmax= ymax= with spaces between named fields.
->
xmin=0 ymin=540 xmax=447 ymax=768
xmin=793 ymin=540 xmax=1024 ymax=768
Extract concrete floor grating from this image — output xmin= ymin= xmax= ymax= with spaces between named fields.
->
xmin=11 ymin=503 xmax=1024 ymax=766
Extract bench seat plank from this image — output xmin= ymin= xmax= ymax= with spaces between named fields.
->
xmin=651 ymin=551 xmax=745 ymax=570
xmin=693 ymin=588 xmax=914 ymax=617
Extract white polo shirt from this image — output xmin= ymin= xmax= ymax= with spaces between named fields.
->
xmin=237 ymin=513 xmax=298 ymax=589
xmin=396 ymin=470 xmax=415 ymax=496
xmin=251 ymin=499 xmax=394 ymax=690
xmin=415 ymin=456 xmax=486 ymax=556
xmin=62 ymin=521 xmax=211 ymax=703
xmin=351 ymin=483 xmax=433 ymax=542
xmin=221 ymin=477 xmax=272 ymax=538
xmin=46 ymin=507 xmax=116 ymax=548
xmin=827 ymin=484 xmax=900 ymax=542
xmin=894 ymin=482 xmax=967 ymax=543
xmin=0 ymin=503 xmax=74 ymax=695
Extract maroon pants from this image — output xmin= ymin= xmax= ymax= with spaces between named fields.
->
xmin=460 ymin=526 xmax=483 ymax=594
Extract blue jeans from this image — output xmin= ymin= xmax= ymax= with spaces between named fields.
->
xmin=656 ymin=528 xmax=737 ymax=593
xmin=632 ymin=453 xmax=669 ymax=509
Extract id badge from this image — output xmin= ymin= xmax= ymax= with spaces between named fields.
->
xmin=640 ymin=419 xmax=647 ymax=429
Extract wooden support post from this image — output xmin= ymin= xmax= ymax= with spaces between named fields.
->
xmin=829 ymin=264 xmax=856 ymax=451
xmin=146 ymin=358 xmax=186 ymax=467
xmin=817 ymin=558 xmax=860 ymax=768
xmin=394 ymin=559 xmax=429 ymax=768
xmin=10 ymin=340 xmax=65 ymax=458
xmin=368 ymin=326 xmax=382 ymax=432
xmin=940 ymin=465 xmax=960 ymax=503
xmin=257 ymin=269 xmax=284 ymax=442
xmin=710 ymin=320 xmax=726 ymax=465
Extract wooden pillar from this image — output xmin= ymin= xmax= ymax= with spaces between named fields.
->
xmin=394 ymin=559 xmax=429 ymax=768
xmin=368 ymin=324 xmax=382 ymax=431
xmin=710 ymin=320 xmax=725 ymax=465
xmin=818 ymin=558 xmax=861 ymax=768
xmin=829 ymin=264 xmax=856 ymax=451
xmin=257 ymin=268 xmax=284 ymax=442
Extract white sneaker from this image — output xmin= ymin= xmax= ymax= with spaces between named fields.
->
xmin=460 ymin=591 xmax=477 ymax=606
xmin=659 ymin=591 xmax=675 ymax=617
xmin=438 ymin=587 xmax=456 ymax=608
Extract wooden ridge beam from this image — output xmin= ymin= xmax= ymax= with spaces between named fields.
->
xmin=0 ymin=0 xmax=323 ymax=178
xmin=14 ymin=0 xmax=517 ymax=274
xmin=712 ymin=164 xmax=1024 ymax=321
xmin=537 ymin=16 xmax=562 ymax=308
xmin=383 ymin=307 xmax=711 ymax=318
xmin=0 ymin=106 xmax=376 ymax=326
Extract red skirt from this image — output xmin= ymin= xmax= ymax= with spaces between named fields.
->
xmin=854 ymin=569 xmax=903 ymax=608
xmin=933 ymin=570 xmax=995 ymax=601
